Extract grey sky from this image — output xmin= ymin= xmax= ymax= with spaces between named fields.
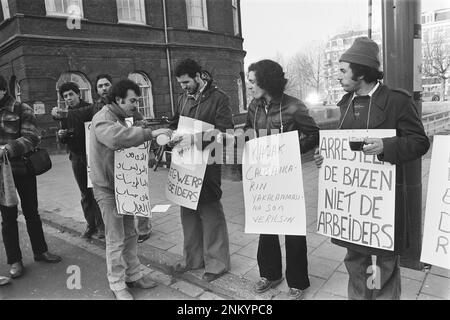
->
xmin=241 ymin=0 xmax=449 ymax=68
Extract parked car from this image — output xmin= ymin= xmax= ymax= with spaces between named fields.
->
xmin=422 ymin=91 xmax=441 ymax=102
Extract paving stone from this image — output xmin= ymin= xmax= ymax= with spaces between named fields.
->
xmin=313 ymin=291 xmax=347 ymax=300
xmin=236 ymin=241 xmax=258 ymax=258
xmin=168 ymin=243 xmax=183 ymax=256
xmin=400 ymin=277 xmax=422 ymax=300
xmin=229 ymin=243 xmax=242 ymax=255
xmin=400 ymin=267 xmax=427 ymax=282
xmin=429 ymin=266 xmax=450 ymax=278
xmin=243 ymin=266 xmax=261 ymax=283
xmin=171 ymin=280 xmax=205 ymax=298
xmin=320 ymin=272 xmax=349 ymax=298
xmin=310 ymin=240 xmax=347 ymax=262
xmin=229 ymin=231 xmax=258 ymax=247
xmin=230 ymin=254 xmax=258 ymax=277
xmin=199 ymin=292 xmax=226 ymax=300
xmin=422 ymin=274 xmax=450 ymax=300
xmin=417 ymin=293 xmax=444 ymax=300
xmin=307 ymin=256 xmax=341 ymax=279
xmin=150 ymin=270 xmax=174 ymax=286
xmin=146 ymin=238 xmax=177 ymax=251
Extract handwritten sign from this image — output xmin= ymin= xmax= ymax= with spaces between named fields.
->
xmin=243 ymin=131 xmax=306 ymax=235
xmin=317 ymin=130 xmax=396 ymax=250
xmin=85 ymin=122 xmax=93 ymax=188
xmin=421 ymin=135 xmax=450 ymax=270
xmin=114 ymin=141 xmax=151 ymax=217
xmin=165 ymin=116 xmax=213 ymax=210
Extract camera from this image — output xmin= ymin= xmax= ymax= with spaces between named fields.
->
xmin=57 ymin=129 xmax=75 ymax=144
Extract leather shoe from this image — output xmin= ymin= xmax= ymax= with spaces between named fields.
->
xmin=202 ymin=272 xmax=226 ymax=282
xmin=0 ymin=275 xmax=12 ymax=286
xmin=34 ymin=252 xmax=62 ymax=263
xmin=137 ymin=232 xmax=151 ymax=243
xmin=81 ymin=227 xmax=97 ymax=239
xmin=171 ymin=262 xmax=192 ymax=274
xmin=288 ymin=288 xmax=305 ymax=300
xmin=112 ymin=288 xmax=134 ymax=300
xmin=95 ymin=229 xmax=105 ymax=240
xmin=126 ymin=275 xmax=158 ymax=289
xmin=9 ymin=261 xmax=24 ymax=279
xmin=254 ymin=277 xmax=283 ymax=293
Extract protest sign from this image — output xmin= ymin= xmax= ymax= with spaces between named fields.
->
xmin=243 ymin=131 xmax=306 ymax=235
xmin=114 ymin=141 xmax=151 ymax=217
xmin=165 ymin=116 xmax=213 ymax=210
xmin=421 ymin=135 xmax=450 ymax=270
xmin=317 ymin=129 xmax=396 ymax=250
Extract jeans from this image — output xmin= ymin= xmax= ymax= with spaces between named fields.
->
xmin=136 ymin=216 xmax=152 ymax=235
xmin=1 ymin=171 xmax=47 ymax=264
xmin=344 ymin=249 xmax=401 ymax=300
xmin=70 ymin=152 xmax=104 ymax=232
xmin=257 ymin=234 xmax=310 ymax=290
xmin=93 ymin=186 xmax=142 ymax=291
xmin=179 ymin=200 xmax=230 ymax=275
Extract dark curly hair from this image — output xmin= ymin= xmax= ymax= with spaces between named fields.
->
xmin=108 ymin=79 xmax=141 ymax=102
xmin=175 ymin=59 xmax=202 ymax=79
xmin=95 ymin=73 xmax=113 ymax=89
xmin=350 ymin=63 xmax=384 ymax=83
xmin=59 ymin=82 xmax=80 ymax=98
xmin=248 ymin=60 xmax=288 ymax=98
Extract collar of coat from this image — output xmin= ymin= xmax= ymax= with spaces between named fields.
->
xmin=337 ymin=83 xmax=389 ymax=111
xmin=253 ymin=95 xmax=284 ymax=109
xmin=183 ymin=80 xmax=217 ymax=102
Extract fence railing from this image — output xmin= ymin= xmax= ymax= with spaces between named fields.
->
xmin=422 ymin=110 xmax=450 ymax=136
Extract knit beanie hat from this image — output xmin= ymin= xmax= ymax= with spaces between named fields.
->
xmin=339 ymin=37 xmax=380 ymax=70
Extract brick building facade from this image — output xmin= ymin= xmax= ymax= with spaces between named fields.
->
xmin=0 ymin=0 xmax=246 ymax=139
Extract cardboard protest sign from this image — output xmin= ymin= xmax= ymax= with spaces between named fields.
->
xmin=85 ymin=122 xmax=93 ymax=188
xmin=165 ymin=116 xmax=214 ymax=210
xmin=243 ymin=131 xmax=306 ymax=236
xmin=317 ymin=129 xmax=396 ymax=250
xmin=114 ymin=141 xmax=152 ymax=217
xmin=421 ymin=135 xmax=450 ymax=270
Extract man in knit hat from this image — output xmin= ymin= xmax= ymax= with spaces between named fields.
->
xmin=314 ymin=37 xmax=430 ymax=299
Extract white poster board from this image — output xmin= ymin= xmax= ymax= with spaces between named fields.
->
xmin=165 ymin=116 xmax=214 ymax=210
xmin=85 ymin=121 xmax=93 ymax=188
xmin=421 ymin=135 xmax=450 ymax=270
xmin=113 ymin=117 xmax=151 ymax=218
xmin=114 ymin=141 xmax=151 ymax=218
xmin=317 ymin=129 xmax=396 ymax=251
xmin=243 ymin=131 xmax=307 ymax=235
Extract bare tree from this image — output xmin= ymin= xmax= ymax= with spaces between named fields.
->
xmin=423 ymin=32 xmax=450 ymax=101
xmin=286 ymin=44 xmax=325 ymax=101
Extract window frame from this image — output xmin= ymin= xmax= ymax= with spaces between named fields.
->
xmin=186 ymin=0 xmax=208 ymax=31
xmin=116 ymin=0 xmax=147 ymax=25
xmin=44 ymin=0 xmax=84 ymax=18
xmin=128 ymin=72 xmax=155 ymax=119
xmin=1 ymin=0 xmax=10 ymax=20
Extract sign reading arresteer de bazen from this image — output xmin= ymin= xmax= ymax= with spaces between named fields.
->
xmin=317 ymin=129 xmax=396 ymax=251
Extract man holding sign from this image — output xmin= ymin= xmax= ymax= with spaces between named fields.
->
xmin=245 ymin=59 xmax=319 ymax=300
xmin=314 ymin=37 xmax=430 ymax=299
xmin=169 ymin=59 xmax=234 ymax=283
xmin=90 ymin=79 xmax=171 ymax=300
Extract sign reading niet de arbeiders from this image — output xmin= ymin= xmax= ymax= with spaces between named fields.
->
xmin=421 ymin=135 xmax=450 ymax=270
xmin=243 ymin=131 xmax=307 ymax=236
xmin=317 ymin=130 xmax=396 ymax=251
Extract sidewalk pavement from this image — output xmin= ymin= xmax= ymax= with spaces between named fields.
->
xmin=34 ymin=143 xmax=449 ymax=300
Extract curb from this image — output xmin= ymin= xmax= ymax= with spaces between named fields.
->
xmin=39 ymin=209 xmax=284 ymax=300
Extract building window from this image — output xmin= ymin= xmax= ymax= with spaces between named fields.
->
xmin=1 ymin=0 xmax=10 ymax=20
xmin=232 ymin=0 xmax=239 ymax=36
xmin=56 ymin=72 xmax=92 ymax=108
xmin=44 ymin=0 xmax=83 ymax=18
xmin=116 ymin=0 xmax=146 ymax=24
xmin=186 ymin=0 xmax=208 ymax=30
xmin=237 ymin=76 xmax=247 ymax=113
xmin=128 ymin=72 xmax=155 ymax=119
xmin=14 ymin=80 xmax=21 ymax=102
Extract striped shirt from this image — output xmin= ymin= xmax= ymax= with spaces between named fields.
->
xmin=0 ymin=95 xmax=40 ymax=159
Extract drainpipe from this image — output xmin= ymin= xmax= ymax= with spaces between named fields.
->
xmin=162 ymin=0 xmax=175 ymax=116
xmin=368 ymin=0 xmax=373 ymax=38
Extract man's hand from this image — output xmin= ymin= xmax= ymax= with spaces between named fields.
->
xmin=151 ymin=128 xmax=172 ymax=139
xmin=313 ymin=148 xmax=324 ymax=168
xmin=51 ymin=107 xmax=67 ymax=119
xmin=363 ymin=138 xmax=384 ymax=155
xmin=57 ymin=129 xmax=68 ymax=140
